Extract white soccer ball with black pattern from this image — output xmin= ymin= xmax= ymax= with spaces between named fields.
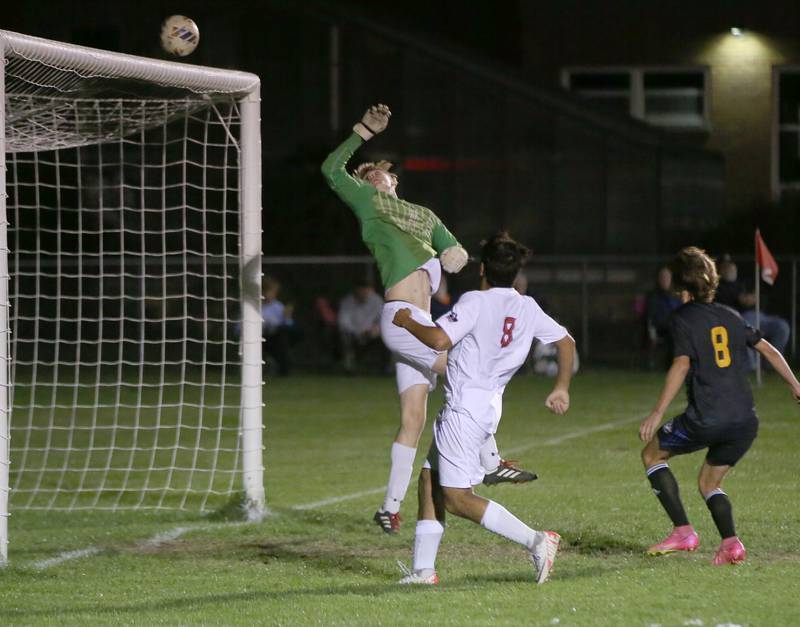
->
xmin=160 ymin=15 xmax=200 ymax=57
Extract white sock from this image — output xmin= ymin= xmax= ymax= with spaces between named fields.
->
xmin=382 ymin=442 xmax=416 ymax=514
xmin=480 ymin=500 xmax=538 ymax=549
xmin=412 ymin=519 xmax=445 ymax=572
xmin=479 ymin=436 xmax=500 ymax=473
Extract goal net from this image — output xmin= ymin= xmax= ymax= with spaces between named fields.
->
xmin=0 ymin=31 xmax=265 ymax=563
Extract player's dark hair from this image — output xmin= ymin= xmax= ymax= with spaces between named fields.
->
xmin=670 ymin=247 xmax=719 ymax=303
xmin=480 ymin=232 xmax=530 ymax=287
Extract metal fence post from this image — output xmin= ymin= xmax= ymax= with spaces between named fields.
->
xmin=792 ymin=259 xmax=797 ymax=361
xmin=581 ymin=261 xmax=589 ymax=361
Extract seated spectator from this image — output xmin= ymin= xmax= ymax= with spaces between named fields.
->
xmin=645 ymin=266 xmax=682 ymax=369
xmin=716 ymin=256 xmax=790 ymax=370
xmin=261 ymin=276 xmax=298 ymax=376
xmin=338 ymin=281 xmax=386 ymax=374
xmin=313 ymin=295 xmax=340 ymax=367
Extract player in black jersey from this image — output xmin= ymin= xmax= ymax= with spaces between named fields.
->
xmin=638 ymin=247 xmax=800 ymax=565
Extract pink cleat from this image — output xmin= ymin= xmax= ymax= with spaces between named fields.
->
xmin=712 ymin=537 xmax=746 ymax=565
xmin=647 ymin=525 xmax=699 ymax=555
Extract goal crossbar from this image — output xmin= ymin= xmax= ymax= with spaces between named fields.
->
xmin=1 ymin=30 xmax=259 ymax=97
xmin=0 ymin=29 xmax=265 ymax=565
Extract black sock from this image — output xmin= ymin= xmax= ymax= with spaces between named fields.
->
xmin=705 ymin=491 xmax=736 ymax=539
xmin=646 ymin=464 xmax=689 ymax=527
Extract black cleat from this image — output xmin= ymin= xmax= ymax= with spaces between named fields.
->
xmin=482 ymin=459 xmax=538 ymax=486
xmin=373 ymin=509 xmax=402 ymax=534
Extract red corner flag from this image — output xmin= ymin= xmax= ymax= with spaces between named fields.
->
xmin=755 ymin=229 xmax=779 ymax=285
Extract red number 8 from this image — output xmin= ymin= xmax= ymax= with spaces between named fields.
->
xmin=500 ymin=317 xmax=516 ymax=347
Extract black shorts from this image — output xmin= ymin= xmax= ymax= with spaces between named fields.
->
xmin=656 ymin=414 xmax=757 ymax=467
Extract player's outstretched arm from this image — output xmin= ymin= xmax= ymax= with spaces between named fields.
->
xmin=392 ymin=307 xmax=452 ymax=351
xmin=321 ymin=104 xmax=391 ymax=203
xmin=545 ymin=334 xmax=576 ymax=415
xmin=639 ymin=355 xmax=691 ymax=441
xmin=754 ymin=339 xmax=800 ymax=402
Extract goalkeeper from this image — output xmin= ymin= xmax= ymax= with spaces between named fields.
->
xmin=322 ymin=104 xmax=536 ymax=534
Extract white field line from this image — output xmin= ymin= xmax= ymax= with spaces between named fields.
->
xmin=32 ymin=529 xmax=195 ymax=571
xmin=138 ymin=520 xmax=250 ymax=548
xmin=138 ymin=525 xmax=195 ymax=548
xmin=292 ymin=487 xmax=386 ymax=511
xmin=503 ymin=414 xmax=643 ymax=456
xmin=32 ymin=520 xmax=250 ymax=570
xmin=292 ymin=414 xmax=644 ymax=511
xmin=33 ymin=546 xmax=101 ymax=570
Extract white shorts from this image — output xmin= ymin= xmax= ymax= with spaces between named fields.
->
xmin=423 ymin=408 xmax=490 ymax=489
xmin=380 ymin=301 xmax=442 ymax=394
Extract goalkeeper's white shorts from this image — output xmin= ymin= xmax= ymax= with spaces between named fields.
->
xmin=380 ymin=300 xmax=441 ymax=394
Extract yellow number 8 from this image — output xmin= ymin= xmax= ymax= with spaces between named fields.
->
xmin=711 ymin=326 xmax=731 ymax=368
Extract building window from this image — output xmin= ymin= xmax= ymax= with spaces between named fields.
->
xmin=562 ymin=67 xmax=709 ymax=130
xmin=567 ymin=71 xmax=631 ymax=117
xmin=643 ymin=71 xmax=706 ymax=128
xmin=776 ymin=68 xmax=800 ymax=192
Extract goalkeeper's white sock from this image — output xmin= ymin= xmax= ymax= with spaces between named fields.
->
xmin=412 ymin=519 xmax=444 ymax=572
xmin=480 ymin=500 xmax=538 ymax=549
xmin=382 ymin=442 xmax=416 ymax=514
xmin=479 ymin=435 xmax=501 ymax=473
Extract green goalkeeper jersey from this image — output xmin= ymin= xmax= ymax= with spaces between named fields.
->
xmin=321 ymin=132 xmax=460 ymax=290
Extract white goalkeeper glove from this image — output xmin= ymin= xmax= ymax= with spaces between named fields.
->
xmin=440 ymin=245 xmax=469 ymax=274
xmin=353 ymin=104 xmax=391 ymax=141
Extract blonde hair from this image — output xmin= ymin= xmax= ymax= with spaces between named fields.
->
xmin=670 ymin=247 xmax=719 ymax=303
xmin=354 ymin=160 xmax=398 ymax=185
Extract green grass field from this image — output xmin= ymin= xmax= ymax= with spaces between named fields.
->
xmin=2 ymin=371 xmax=799 ymax=626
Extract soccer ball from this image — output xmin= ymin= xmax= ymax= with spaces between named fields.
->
xmin=160 ymin=15 xmax=200 ymax=57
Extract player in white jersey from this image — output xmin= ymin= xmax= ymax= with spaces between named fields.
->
xmin=391 ymin=232 xmax=576 ymax=584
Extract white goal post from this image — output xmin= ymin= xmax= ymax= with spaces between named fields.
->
xmin=0 ymin=30 xmax=265 ymax=564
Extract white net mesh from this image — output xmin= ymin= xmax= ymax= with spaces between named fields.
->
xmin=6 ymin=95 xmax=211 ymax=153
xmin=9 ymin=101 xmax=244 ymax=511
xmin=2 ymin=31 xmax=262 ymax=513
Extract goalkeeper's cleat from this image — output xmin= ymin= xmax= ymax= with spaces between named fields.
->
xmin=711 ymin=537 xmax=746 ymax=565
xmin=646 ymin=525 xmax=699 ymax=556
xmin=397 ymin=561 xmax=439 ymax=585
xmin=528 ymin=530 xmax=560 ymax=585
xmin=374 ymin=509 xmax=402 ymax=534
xmin=482 ymin=459 xmax=538 ymax=486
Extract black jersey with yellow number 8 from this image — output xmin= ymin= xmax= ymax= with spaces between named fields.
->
xmin=669 ymin=302 xmax=762 ymax=431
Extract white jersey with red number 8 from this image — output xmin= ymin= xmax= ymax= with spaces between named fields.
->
xmin=435 ymin=287 xmax=568 ymax=433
